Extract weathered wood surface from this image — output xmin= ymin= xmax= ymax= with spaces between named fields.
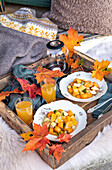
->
xmin=0 ymin=101 xmax=31 ymax=133
xmin=53 ymin=110 xmax=112 ymax=169
xmin=0 ymin=52 xmax=112 ymax=169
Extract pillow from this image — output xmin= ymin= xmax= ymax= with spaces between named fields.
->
xmin=46 ymin=0 xmax=112 ymax=35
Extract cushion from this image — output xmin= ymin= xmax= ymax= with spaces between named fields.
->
xmin=46 ymin=0 xmax=112 ymax=35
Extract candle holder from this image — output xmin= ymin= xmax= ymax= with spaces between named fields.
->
xmin=44 ymin=40 xmax=71 ymax=74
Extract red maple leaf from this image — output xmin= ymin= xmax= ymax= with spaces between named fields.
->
xmin=17 ymin=78 xmax=41 ymax=99
xmin=49 ymin=144 xmax=66 ymax=162
xmin=0 ymin=87 xmax=24 ymax=101
xmin=20 ymin=124 xmax=50 ymax=154
xmin=57 ymin=133 xmax=72 ymax=143
xmin=34 ymin=66 xmax=65 ymax=84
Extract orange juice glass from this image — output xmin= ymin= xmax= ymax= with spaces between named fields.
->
xmin=40 ymin=78 xmax=56 ymax=103
xmin=15 ymin=97 xmax=33 ymax=125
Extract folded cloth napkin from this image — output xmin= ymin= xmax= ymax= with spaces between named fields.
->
xmin=0 ymin=8 xmax=58 ymax=77
xmin=2 ymin=64 xmax=64 ymax=113
xmin=92 ymin=83 xmax=112 ymax=118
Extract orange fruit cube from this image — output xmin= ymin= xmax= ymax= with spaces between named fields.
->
xmin=67 ymin=110 xmax=73 ymax=116
xmin=54 ymin=126 xmax=61 ymax=133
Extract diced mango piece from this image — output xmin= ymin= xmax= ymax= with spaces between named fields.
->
xmin=47 ymin=111 xmax=54 ymax=118
xmin=78 ymin=85 xmax=85 ymax=92
xmin=58 ymin=109 xmax=63 ymax=112
xmin=58 ymin=121 xmax=63 ymax=129
xmin=54 ymin=126 xmax=61 ymax=133
xmin=49 ymin=127 xmax=54 ymax=134
xmin=67 ymin=110 xmax=73 ymax=116
xmin=65 ymin=121 xmax=73 ymax=129
xmin=66 ymin=116 xmax=71 ymax=121
xmin=80 ymin=93 xmax=92 ymax=99
xmin=70 ymin=82 xmax=74 ymax=86
xmin=76 ymin=94 xmax=81 ymax=98
xmin=55 ymin=111 xmax=60 ymax=116
xmin=89 ymin=81 xmax=93 ymax=87
xmin=73 ymin=86 xmax=77 ymax=90
xmin=68 ymin=88 xmax=73 ymax=94
xmin=84 ymin=82 xmax=90 ymax=87
xmin=51 ymin=114 xmax=57 ymax=122
xmin=93 ymin=82 xmax=99 ymax=88
xmin=57 ymin=116 xmax=62 ymax=123
xmin=77 ymin=79 xmax=82 ymax=84
xmin=74 ymin=78 xmax=77 ymax=83
xmin=53 ymin=132 xmax=58 ymax=136
xmin=71 ymin=118 xmax=78 ymax=126
xmin=73 ymin=89 xmax=79 ymax=97
xmin=61 ymin=116 xmax=65 ymax=120
xmin=67 ymin=128 xmax=73 ymax=134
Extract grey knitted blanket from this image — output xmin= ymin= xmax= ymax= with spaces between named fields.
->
xmin=0 ymin=8 xmax=57 ymax=77
xmin=0 ymin=23 xmax=49 ymax=77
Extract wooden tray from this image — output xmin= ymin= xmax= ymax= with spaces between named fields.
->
xmin=0 ymin=51 xmax=112 ymax=169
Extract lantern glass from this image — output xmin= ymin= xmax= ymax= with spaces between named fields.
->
xmin=44 ymin=40 xmax=70 ymax=74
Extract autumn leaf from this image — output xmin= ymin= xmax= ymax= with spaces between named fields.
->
xmin=57 ymin=133 xmax=72 ymax=143
xmin=20 ymin=131 xmax=34 ymax=141
xmin=0 ymin=87 xmax=24 ymax=101
xmin=34 ymin=66 xmax=65 ymax=84
xmin=10 ymin=88 xmax=24 ymax=94
xmin=49 ymin=144 xmax=66 ymax=162
xmin=59 ymin=27 xmax=84 ymax=60
xmin=17 ymin=78 xmax=41 ymax=99
xmin=33 ymin=123 xmax=49 ymax=137
xmin=22 ymin=137 xmax=49 ymax=153
xmin=21 ymin=124 xmax=50 ymax=154
xmin=71 ymin=58 xmax=84 ymax=69
xmin=0 ymin=91 xmax=10 ymax=101
xmin=92 ymin=60 xmax=112 ymax=81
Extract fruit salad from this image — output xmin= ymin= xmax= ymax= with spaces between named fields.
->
xmin=67 ymin=78 xmax=99 ymax=99
xmin=42 ymin=109 xmax=78 ymax=136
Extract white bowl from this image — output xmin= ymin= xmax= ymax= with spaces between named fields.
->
xmin=59 ymin=71 xmax=107 ymax=102
xmin=33 ymin=100 xmax=87 ymax=141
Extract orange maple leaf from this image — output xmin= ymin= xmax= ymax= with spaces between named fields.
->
xmin=0 ymin=91 xmax=10 ymax=101
xmin=49 ymin=144 xmax=66 ymax=162
xmin=17 ymin=78 xmax=41 ymax=99
xmin=92 ymin=60 xmax=112 ymax=81
xmin=22 ymin=137 xmax=49 ymax=153
xmin=0 ymin=87 xmax=24 ymax=101
xmin=71 ymin=58 xmax=79 ymax=69
xmin=59 ymin=27 xmax=84 ymax=60
xmin=21 ymin=124 xmax=50 ymax=154
xmin=71 ymin=58 xmax=84 ymax=69
xmin=34 ymin=66 xmax=65 ymax=84
xmin=57 ymin=133 xmax=72 ymax=143
xmin=20 ymin=131 xmax=34 ymax=141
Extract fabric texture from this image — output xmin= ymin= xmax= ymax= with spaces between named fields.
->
xmin=0 ymin=23 xmax=49 ymax=77
xmin=92 ymin=83 xmax=112 ymax=118
xmin=0 ymin=8 xmax=58 ymax=77
xmin=0 ymin=8 xmax=57 ymax=40
xmin=3 ymin=64 xmax=64 ymax=113
xmin=45 ymin=0 xmax=112 ymax=35
xmin=0 ymin=116 xmax=112 ymax=170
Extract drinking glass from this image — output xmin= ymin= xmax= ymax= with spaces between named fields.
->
xmin=40 ymin=78 xmax=56 ymax=103
xmin=15 ymin=97 xmax=33 ymax=125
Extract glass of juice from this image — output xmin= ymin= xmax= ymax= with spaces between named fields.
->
xmin=15 ymin=97 xmax=33 ymax=125
xmin=40 ymin=78 xmax=56 ymax=103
